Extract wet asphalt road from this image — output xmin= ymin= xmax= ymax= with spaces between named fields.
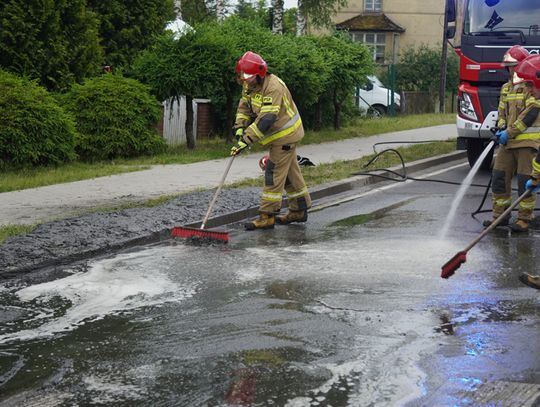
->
xmin=0 ymin=162 xmax=539 ymax=406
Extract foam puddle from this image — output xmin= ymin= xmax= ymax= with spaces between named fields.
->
xmin=0 ymin=247 xmax=197 ymax=344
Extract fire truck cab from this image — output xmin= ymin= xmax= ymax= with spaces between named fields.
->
xmin=446 ymin=0 xmax=540 ymax=168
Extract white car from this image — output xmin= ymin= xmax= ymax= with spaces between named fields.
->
xmin=355 ymin=76 xmax=401 ymax=117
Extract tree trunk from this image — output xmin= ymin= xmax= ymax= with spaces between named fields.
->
xmin=173 ymin=0 xmax=182 ymax=18
xmin=216 ymin=0 xmax=227 ymax=21
xmin=225 ymin=83 xmax=234 ymax=142
xmin=314 ymin=100 xmax=323 ymax=131
xmin=296 ymin=0 xmax=307 ymax=36
xmin=333 ymin=90 xmax=341 ymax=130
xmin=185 ymin=95 xmax=196 ymax=149
xmin=272 ymin=0 xmax=284 ymax=34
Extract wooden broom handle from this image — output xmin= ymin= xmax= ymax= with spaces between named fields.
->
xmin=464 ymin=189 xmax=531 ymax=253
xmin=200 ymin=155 xmax=236 ymax=229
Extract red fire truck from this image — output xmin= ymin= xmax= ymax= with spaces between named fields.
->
xmin=446 ymin=0 xmax=540 ymax=168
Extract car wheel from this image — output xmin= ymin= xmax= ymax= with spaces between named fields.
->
xmin=367 ymin=105 xmax=385 ymax=118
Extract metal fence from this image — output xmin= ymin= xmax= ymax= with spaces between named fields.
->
xmin=162 ymin=96 xmax=198 ymax=145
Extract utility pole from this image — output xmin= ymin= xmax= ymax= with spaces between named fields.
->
xmin=439 ymin=0 xmax=450 ymax=113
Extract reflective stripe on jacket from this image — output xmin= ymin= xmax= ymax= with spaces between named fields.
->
xmin=505 ymin=85 xmax=540 ymax=150
xmin=234 ymin=74 xmax=304 ymax=147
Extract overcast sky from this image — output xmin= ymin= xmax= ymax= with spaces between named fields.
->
xmin=284 ymin=0 xmax=297 ymax=9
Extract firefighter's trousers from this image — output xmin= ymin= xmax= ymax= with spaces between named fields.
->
xmin=260 ymin=143 xmax=312 ymax=214
xmin=491 ymin=145 xmax=537 ymax=221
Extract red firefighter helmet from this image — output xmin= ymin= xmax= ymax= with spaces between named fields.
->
xmin=514 ymin=54 xmax=540 ymax=88
xmin=258 ymin=155 xmax=269 ymax=171
xmin=502 ymin=45 xmax=529 ymax=67
xmin=236 ymin=51 xmax=267 ymax=80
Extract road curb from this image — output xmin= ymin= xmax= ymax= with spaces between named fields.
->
xmin=199 ymin=150 xmax=467 ymax=228
xmin=2 ymin=150 xmax=466 ymax=276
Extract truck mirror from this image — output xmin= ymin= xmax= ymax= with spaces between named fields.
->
xmin=446 ymin=26 xmax=456 ymax=39
xmin=446 ymin=0 xmax=456 ymax=23
xmin=364 ymin=82 xmax=373 ymax=91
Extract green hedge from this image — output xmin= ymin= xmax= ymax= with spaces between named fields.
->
xmin=0 ymin=70 xmax=77 ymax=168
xmin=62 ymin=74 xmax=166 ymax=160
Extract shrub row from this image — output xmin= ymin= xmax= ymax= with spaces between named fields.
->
xmin=0 ymin=70 xmax=164 ymax=167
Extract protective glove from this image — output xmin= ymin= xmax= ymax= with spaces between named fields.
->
xmin=525 ymin=179 xmax=540 ymax=193
xmin=233 ymin=127 xmax=244 ymax=141
xmin=495 ymin=129 xmax=508 ymax=145
xmin=230 ymin=140 xmax=248 ymax=156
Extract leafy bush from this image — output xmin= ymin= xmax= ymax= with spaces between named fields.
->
xmin=389 ymin=44 xmax=459 ymax=94
xmin=0 ymin=0 xmax=103 ymax=92
xmin=62 ymin=74 xmax=166 ymax=160
xmin=0 ymin=70 xmax=77 ymax=168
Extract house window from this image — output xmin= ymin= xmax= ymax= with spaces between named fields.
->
xmin=364 ymin=0 xmax=382 ymax=12
xmin=352 ymin=32 xmax=386 ymax=63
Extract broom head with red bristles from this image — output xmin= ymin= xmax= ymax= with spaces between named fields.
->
xmin=441 ymin=251 xmax=467 ymax=279
xmin=171 ymin=226 xmax=229 ymax=243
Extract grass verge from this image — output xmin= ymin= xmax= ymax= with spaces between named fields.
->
xmin=1 ymin=113 xmax=454 ymax=193
xmin=0 ymin=224 xmax=36 ymax=244
xmin=228 ymin=140 xmax=457 ymax=188
xmin=0 ymin=163 xmax=149 ymax=193
xmin=0 ymin=139 xmax=456 ymax=243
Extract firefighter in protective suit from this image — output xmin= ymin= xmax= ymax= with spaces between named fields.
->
xmin=230 ymin=51 xmax=312 ymax=230
xmin=484 ymin=45 xmax=540 ymax=232
xmin=514 ymin=54 xmax=540 ymax=289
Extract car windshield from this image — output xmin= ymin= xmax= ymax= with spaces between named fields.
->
xmin=464 ymin=0 xmax=540 ymax=35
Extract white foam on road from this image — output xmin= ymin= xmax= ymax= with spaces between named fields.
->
xmin=0 ymin=247 xmax=197 ymax=344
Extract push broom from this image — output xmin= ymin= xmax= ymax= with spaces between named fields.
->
xmin=171 ymin=155 xmax=236 ymax=243
xmin=441 ymin=188 xmax=532 ymax=278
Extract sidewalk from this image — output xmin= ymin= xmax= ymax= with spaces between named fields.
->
xmin=0 ymin=124 xmax=456 ymax=226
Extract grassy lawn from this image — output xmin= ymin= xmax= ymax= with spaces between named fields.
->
xmin=228 ymin=140 xmax=456 ymax=189
xmin=1 ymin=113 xmax=454 ymax=193
xmin=0 ymin=224 xmax=35 ymax=244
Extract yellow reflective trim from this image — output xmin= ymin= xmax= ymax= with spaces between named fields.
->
xmin=525 ymin=97 xmax=540 ymax=107
xmin=287 ymin=187 xmax=309 ymax=199
xmin=260 ymin=117 xmax=303 ymax=146
xmin=260 ymin=106 xmax=280 ymax=113
xmin=248 ymin=122 xmax=264 ymax=139
xmin=532 ymin=160 xmax=540 ymax=172
xmin=262 ymin=192 xmax=282 ymax=202
xmin=263 ymin=96 xmax=272 ymax=104
xmin=515 ymin=133 xmax=540 ymax=140
xmin=519 ymin=200 xmax=536 ymax=209
xmin=282 ymin=95 xmax=294 ymax=118
xmin=515 ymin=121 xmax=527 ymax=132
xmin=498 ymin=102 xmax=505 ymax=109
xmin=495 ymin=198 xmax=511 ymax=207
xmin=236 ymin=113 xmax=250 ymax=121
xmin=251 ymin=100 xmax=262 ymax=108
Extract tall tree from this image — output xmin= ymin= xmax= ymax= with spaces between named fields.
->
xmin=133 ymin=30 xmax=230 ymax=149
xmin=0 ymin=0 xmax=103 ymax=91
xmin=181 ymin=0 xmax=211 ymax=25
xmin=272 ymin=0 xmax=284 ymax=34
xmin=87 ymin=0 xmax=175 ymax=69
xmin=174 ymin=0 xmax=182 ymax=18
xmin=297 ymin=0 xmax=348 ymax=35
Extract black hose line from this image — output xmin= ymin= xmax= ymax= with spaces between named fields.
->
xmin=353 ymin=145 xmax=539 ymax=222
